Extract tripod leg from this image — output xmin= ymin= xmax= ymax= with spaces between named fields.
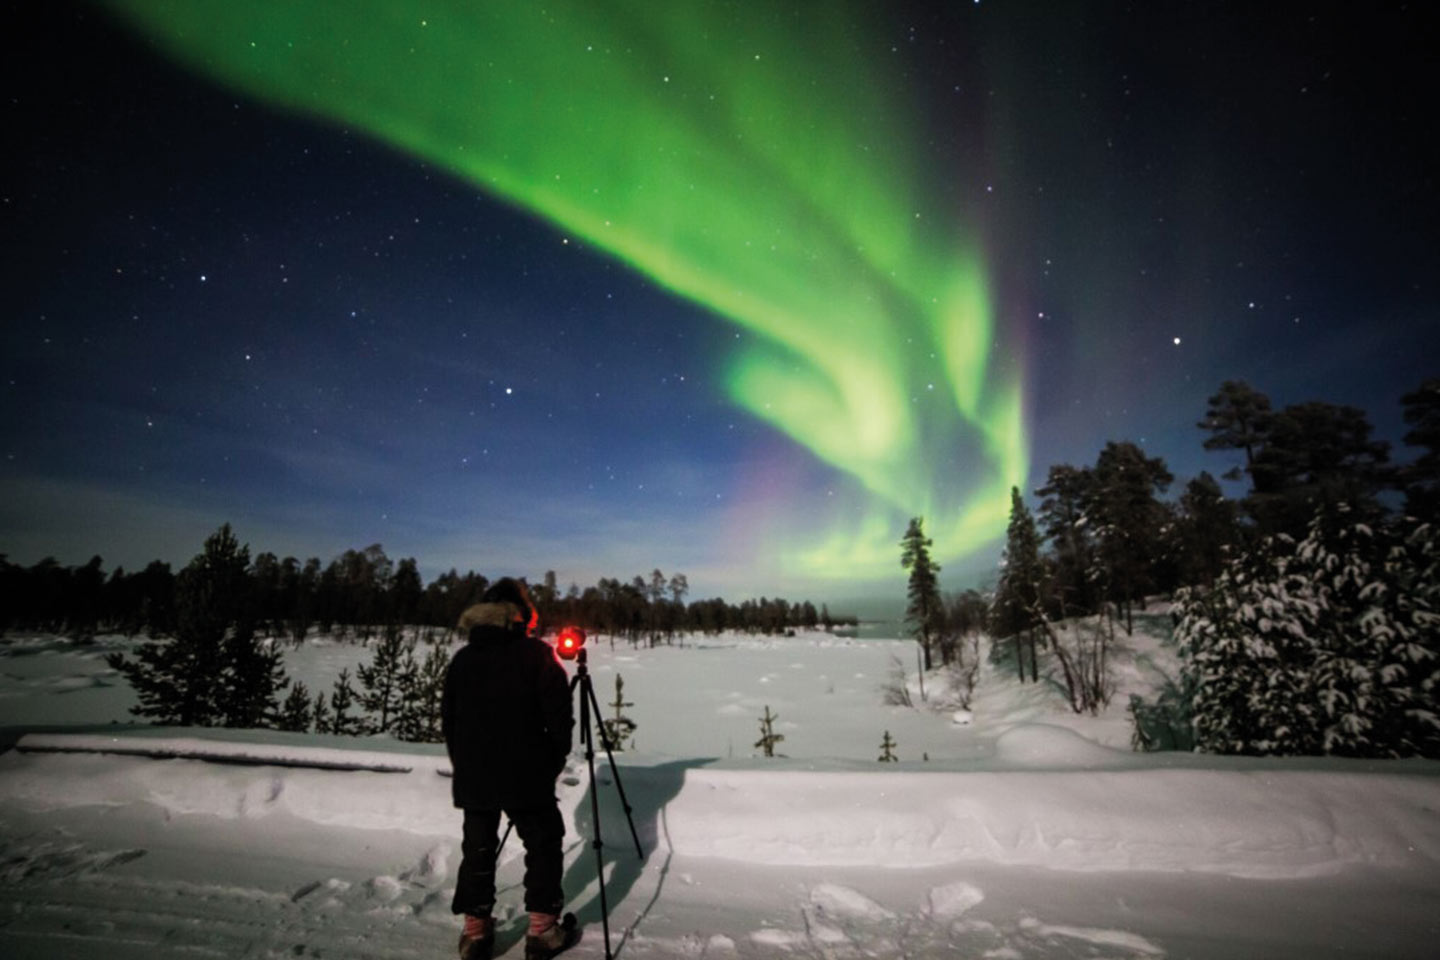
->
xmin=579 ymin=678 xmax=615 ymax=960
xmin=584 ymin=677 xmax=645 ymax=859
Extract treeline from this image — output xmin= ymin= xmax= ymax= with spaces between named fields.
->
xmin=2 ymin=523 xmax=853 ymax=742
xmin=0 ymin=546 xmax=853 ymax=644
xmin=983 ymin=377 xmax=1439 ymax=757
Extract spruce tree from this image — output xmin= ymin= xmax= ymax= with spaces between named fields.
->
xmin=992 ymin=487 xmax=1045 ymax=682
xmin=900 ymin=517 xmax=943 ymax=672
xmin=601 ymin=674 xmax=638 ymax=751
xmin=1177 ymin=507 xmax=1439 ymax=757
xmin=878 ymin=730 xmax=898 ymax=762
xmin=755 ymin=705 xmax=784 ymax=757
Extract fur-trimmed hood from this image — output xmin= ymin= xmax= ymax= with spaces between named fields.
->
xmin=457 ymin=601 xmax=526 ymax=633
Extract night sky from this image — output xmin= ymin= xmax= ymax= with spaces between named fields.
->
xmin=3 ymin=1 xmax=1435 ymax=606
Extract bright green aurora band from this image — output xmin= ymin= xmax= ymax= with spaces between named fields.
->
xmin=108 ymin=0 xmax=1028 ymax=583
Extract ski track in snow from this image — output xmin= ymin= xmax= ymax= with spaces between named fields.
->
xmin=623 ymin=880 xmax=1167 ymax=960
xmin=0 ymin=831 xmax=461 ymax=959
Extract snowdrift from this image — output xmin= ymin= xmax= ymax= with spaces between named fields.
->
xmin=7 ymin=728 xmax=1439 ymax=882
xmin=664 ymin=765 xmax=1440 ymax=878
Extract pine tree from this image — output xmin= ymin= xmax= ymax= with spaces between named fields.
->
xmin=311 ymin=690 xmax=332 ymax=734
xmin=755 ymin=705 xmax=784 ymax=757
xmin=107 ymin=524 xmax=273 ymax=726
xmin=601 ymin=674 xmax=638 ymax=751
xmin=878 ymin=730 xmax=898 ymax=762
xmin=393 ymin=640 xmax=448 ymax=743
xmin=1248 ymin=401 xmax=1390 ymax=538
xmin=1176 ymin=472 xmax=1240 ymax=587
xmin=1035 ymin=464 xmax=1097 ymax=614
xmin=1401 ymin=379 xmax=1440 ymax=522
xmin=1198 ymin=379 xmax=1273 ymax=481
xmin=278 ymin=681 xmax=313 ymax=733
xmin=356 ymin=624 xmax=414 ymax=734
xmin=1089 ymin=441 xmax=1173 ymax=633
xmin=327 ymin=667 xmax=362 ymax=736
xmin=219 ymin=630 xmax=289 ymax=728
xmin=900 ymin=517 xmax=943 ymax=673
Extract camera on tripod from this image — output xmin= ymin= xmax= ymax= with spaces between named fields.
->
xmin=554 ymin=625 xmax=586 ymax=661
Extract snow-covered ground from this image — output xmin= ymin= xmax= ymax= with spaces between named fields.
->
xmin=1 ymin=620 xmax=1438 ymax=958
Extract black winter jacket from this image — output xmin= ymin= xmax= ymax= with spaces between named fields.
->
xmin=442 ymin=607 xmax=573 ymax=810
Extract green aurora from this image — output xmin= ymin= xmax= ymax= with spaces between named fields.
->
xmin=106 ymin=0 xmax=1027 ymax=582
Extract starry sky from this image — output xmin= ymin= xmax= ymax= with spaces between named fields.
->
xmin=3 ymin=1 xmax=1436 ymax=607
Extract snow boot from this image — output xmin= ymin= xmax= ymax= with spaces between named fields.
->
xmin=457 ymin=930 xmax=493 ymax=960
xmin=458 ymin=916 xmax=494 ymax=960
xmin=525 ymin=912 xmax=579 ymax=960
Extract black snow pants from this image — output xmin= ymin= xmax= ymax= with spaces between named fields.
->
xmin=451 ymin=803 xmax=565 ymax=917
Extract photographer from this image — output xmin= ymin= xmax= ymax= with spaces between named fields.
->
xmin=443 ymin=578 xmax=577 ymax=960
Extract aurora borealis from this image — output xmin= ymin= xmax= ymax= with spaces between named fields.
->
xmin=4 ymin=1 xmax=1436 ymax=603
xmin=101 ymin=0 xmax=1024 ymax=582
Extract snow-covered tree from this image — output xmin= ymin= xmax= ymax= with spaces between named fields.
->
xmin=1177 ymin=506 xmax=1439 ymax=757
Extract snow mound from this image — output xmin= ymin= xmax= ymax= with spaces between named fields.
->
xmin=992 ymin=724 xmax=1133 ymax=769
xmin=809 ymin=883 xmax=893 ymax=920
xmin=927 ymin=881 xmax=985 ymax=917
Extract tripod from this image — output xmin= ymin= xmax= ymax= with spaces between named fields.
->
xmin=571 ymin=647 xmax=644 ymax=959
xmin=500 ymin=646 xmax=643 ymax=960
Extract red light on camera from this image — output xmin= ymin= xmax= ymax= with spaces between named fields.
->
xmin=555 ymin=626 xmax=586 ymax=660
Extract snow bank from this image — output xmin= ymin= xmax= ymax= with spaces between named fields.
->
xmin=16 ymin=731 xmax=438 ymax=773
xmin=1 ymin=735 xmax=458 ymax=836
xmin=663 ymin=762 xmax=1440 ymax=878
xmin=6 ymin=729 xmax=1440 ymax=880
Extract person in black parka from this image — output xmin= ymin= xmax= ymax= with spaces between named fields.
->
xmin=444 ymin=578 xmax=575 ymax=960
